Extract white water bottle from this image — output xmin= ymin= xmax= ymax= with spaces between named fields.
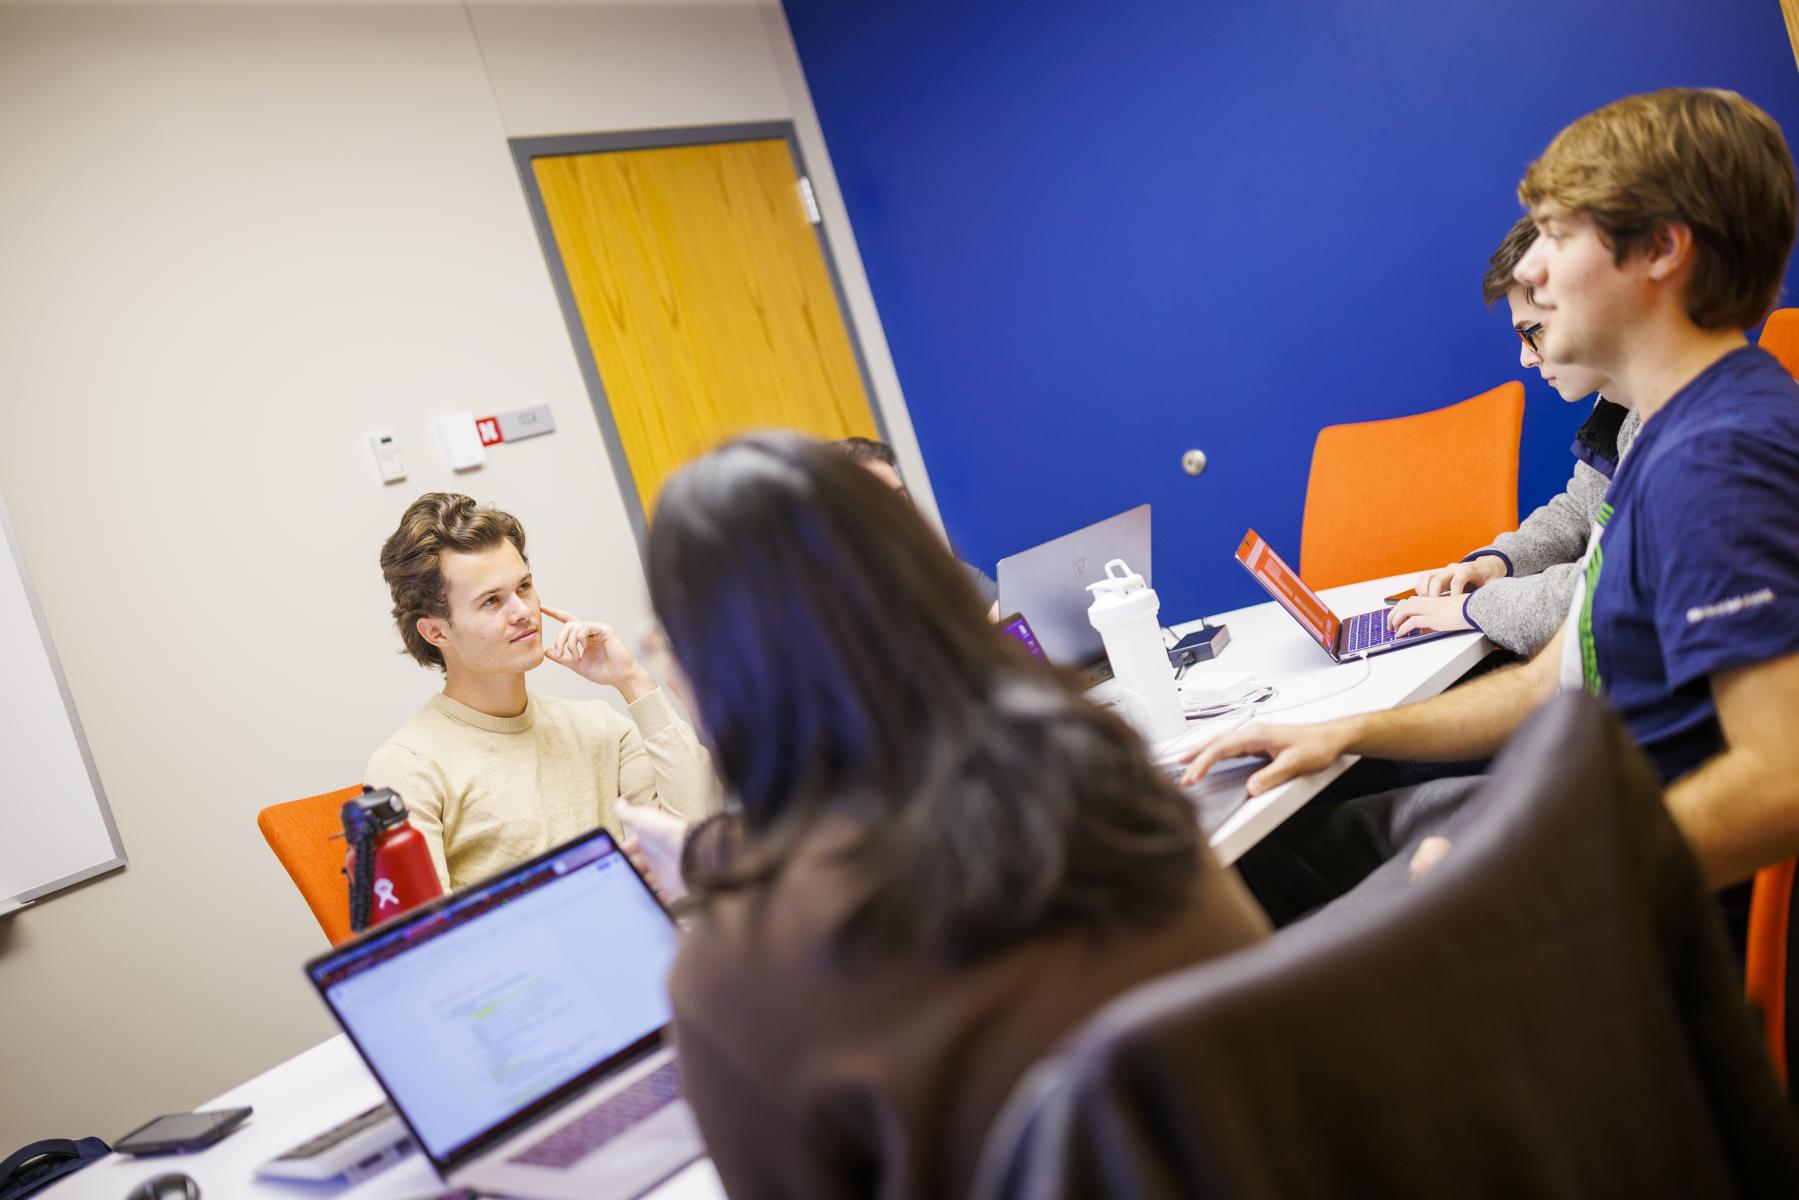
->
xmin=1086 ymin=559 xmax=1185 ymax=745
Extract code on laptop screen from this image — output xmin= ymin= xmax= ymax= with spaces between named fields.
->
xmin=312 ymin=836 xmax=676 ymax=1162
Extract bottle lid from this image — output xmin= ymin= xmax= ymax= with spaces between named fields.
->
xmin=342 ymin=786 xmax=410 ymax=841
xmin=1085 ymin=558 xmax=1147 ymax=599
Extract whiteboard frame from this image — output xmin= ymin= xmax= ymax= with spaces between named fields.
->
xmin=0 ymin=489 xmax=126 ymax=910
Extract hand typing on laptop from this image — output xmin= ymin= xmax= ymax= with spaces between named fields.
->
xmin=1386 ymin=556 xmax=1500 ymax=638
xmin=1388 ymin=591 xmax=1476 ymax=638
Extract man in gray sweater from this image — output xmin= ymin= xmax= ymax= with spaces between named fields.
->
xmin=1390 ymin=217 xmax=1642 ymax=655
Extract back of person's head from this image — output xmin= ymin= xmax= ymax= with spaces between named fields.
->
xmin=828 ymin=434 xmax=897 ymax=467
xmin=380 ymin=493 xmax=527 ymax=669
xmin=1519 ymin=88 xmax=1797 ymax=330
xmin=647 ymin=432 xmax=1201 ymax=963
xmin=1483 ymin=216 xmax=1538 ymax=305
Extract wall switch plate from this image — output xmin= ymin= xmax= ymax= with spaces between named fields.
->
xmin=367 ymin=430 xmax=407 ymax=484
xmin=496 ymin=404 xmax=555 ymax=442
xmin=435 ymin=412 xmax=486 ymax=471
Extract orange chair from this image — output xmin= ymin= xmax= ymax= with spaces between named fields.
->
xmin=1299 ymin=381 xmax=1524 ymax=590
xmin=258 ymin=784 xmax=363 ymax=945
xmin=1759 ymin=308 xmax=1799 ymax=379
xmin=1747 ymin=858 xmax=1798 ymax=1092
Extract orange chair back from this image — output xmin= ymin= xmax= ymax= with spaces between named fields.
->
xmin=1300 ymin=381 xmax=1524 ymax=590
xmin=1759 ymin=308 xmax=1799 ymax=380
xmin=258 ymin=784 xmax=363 ymax=945
xmin=1747 ymin=857 xmax=1797 ymax=1090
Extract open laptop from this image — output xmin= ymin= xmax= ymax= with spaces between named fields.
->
xmin=306 ymin=828 xmax=702 ymax=1200
xmin=997 ymin=504 xmax=1151 ymax=682
xmin=1235 ymin=529 xmax=1467 ymax=663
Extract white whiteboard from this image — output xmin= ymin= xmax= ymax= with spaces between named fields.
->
xmin=0 ymin=487 xmax=124 ymax=912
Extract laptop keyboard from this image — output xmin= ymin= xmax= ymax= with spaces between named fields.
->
xmin=1341 ymin=609 xmax=1422 ymax=654
xmin=508 ymin=1060 xmax=683 ymax=1170
xmin=274 ymin=1102 xmax=396 ymax=1160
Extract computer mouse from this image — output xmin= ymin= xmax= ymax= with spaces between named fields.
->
xmin=124 ymin=1172 xmax=200 ymax=1200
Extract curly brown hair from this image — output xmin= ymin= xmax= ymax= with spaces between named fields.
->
xmin=379 ymin=493 xmax=527 ymax=669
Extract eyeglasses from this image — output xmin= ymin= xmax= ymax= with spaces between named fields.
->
xmin=1515 ymin=322 xmax=1544 ymax=354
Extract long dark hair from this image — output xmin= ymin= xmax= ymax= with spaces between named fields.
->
xmin=647 ymin=433 xmax=1203 ymax=964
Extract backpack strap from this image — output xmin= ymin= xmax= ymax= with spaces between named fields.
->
xmin=0 ymin=1137 xmax=110 ymax=1200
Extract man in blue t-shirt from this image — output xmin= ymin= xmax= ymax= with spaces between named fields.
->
xmin=1186 ymin=88 xmax=1799 ymax=925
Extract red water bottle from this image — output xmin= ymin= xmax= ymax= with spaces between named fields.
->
xmin=343 ymin=787 xmax=443 ymax=934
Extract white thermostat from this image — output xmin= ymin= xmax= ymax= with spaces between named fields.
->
xmin=366 ymin=431 xmax=407 ymax=484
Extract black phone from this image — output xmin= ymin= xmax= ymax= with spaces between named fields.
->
xmin=1383 ymin=588 xmax=1418 ymax=605
xmin=115 ymin=1108 xmax=253 ymax=1156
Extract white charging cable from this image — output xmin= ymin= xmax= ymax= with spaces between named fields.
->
xmin=1249 ymin=652 xmax=1374 ymax=717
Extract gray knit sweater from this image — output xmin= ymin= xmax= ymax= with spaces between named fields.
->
xmin=1463 ymin=406 xmax=1643 ymax=655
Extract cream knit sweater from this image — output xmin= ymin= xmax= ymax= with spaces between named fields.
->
xmin=364 ymin=688 xmax=716 ymax=890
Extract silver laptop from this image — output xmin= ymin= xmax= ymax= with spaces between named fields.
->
xmin=307 ymin=829 xmax=702 ymax=1200
xmin=997 ymin=504 xmax=1151 ymax=679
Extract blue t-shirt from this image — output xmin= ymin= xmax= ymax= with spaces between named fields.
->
xmin=1577 ymin=346 xmax=1799 ymax=782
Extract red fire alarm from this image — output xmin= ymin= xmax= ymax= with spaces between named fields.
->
xmin=475 ymin=416 xmax=504 ymax=447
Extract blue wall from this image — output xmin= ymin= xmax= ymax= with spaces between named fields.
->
xmin=785 ymin=0 xmax=1799 ymax=618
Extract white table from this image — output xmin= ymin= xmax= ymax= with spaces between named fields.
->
xmin=36 ymin=1034 xmax=724 ymax=1199
xmin=1180 ymin=571 xmax=1490 ymax=865
xmin=42 ymin=572 xmax=1487 ymax=1200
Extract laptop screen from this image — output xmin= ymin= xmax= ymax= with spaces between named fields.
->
xmin=307 ymin=831 xmax=677 ymax=1167
xmin=999 ymin=612 xmax=1047 ymax=659
xmin=1234 ymin=530 xmax=1342 ymax=653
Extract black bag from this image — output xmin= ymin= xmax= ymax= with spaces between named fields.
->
xmin=0 ymin=1138 xmax=110 ymax=1200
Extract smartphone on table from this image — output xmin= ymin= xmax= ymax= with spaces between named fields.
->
xmin=115 ymin=1108 xmax=253 ymax=1156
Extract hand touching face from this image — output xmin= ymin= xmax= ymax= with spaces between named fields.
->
xmin=541 ymin=603 xmax=655 ymax=702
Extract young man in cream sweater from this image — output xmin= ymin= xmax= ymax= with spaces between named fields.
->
xmin=365 ymin=493 xmax=715 ymax=891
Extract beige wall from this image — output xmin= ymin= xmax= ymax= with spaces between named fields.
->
xmin=0 ymin=0 xmax=928 ymax=1147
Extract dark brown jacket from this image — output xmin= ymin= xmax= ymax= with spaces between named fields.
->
xmin=974 ymin=692 xmax=1799 ymax=1198
xmin=668 ymin=817 xmax=1269 ymax=1199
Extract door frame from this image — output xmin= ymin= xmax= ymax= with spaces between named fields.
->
xmin=510 ymin=122 xmax=888 ymax=554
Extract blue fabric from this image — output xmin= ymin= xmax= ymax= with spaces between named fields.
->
xmin=1463 ymin=548 xmax=1513 ymax=575
xmin=1585 ymin=346 xmax=1799 ymax=782
xmin=1570 ymin=437 xmax=1618 ymax=480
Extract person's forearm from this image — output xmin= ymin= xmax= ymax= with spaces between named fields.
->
xmin=615 ymin=666 xmax=656 ymax=704
xmin=1671 ymin=655 xmax=1799 ymax=887
xmin=1489 ymin=482 xmax=1594 ymax=577
xmin=625 ymin=691 xmax=721 ymax=820
xmin=1464 ymin=563 xmax=1582 ymax=656
xmin=1335 ymin=653 xmax=1555 ymax=763
xmin=1667 ymin=749 xmax=1799 ymax=888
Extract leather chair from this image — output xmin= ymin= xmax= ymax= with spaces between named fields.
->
xmin=257 ymin=784 xmax=363 ymax=945
xmin=1300 ymin=381 xmax=1523 ymax=589
xmin=975 ymin=693 xmax=1799 ymax=1198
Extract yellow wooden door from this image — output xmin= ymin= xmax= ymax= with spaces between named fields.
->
xmin=532 ymin=138 xmax=879 ymax=516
